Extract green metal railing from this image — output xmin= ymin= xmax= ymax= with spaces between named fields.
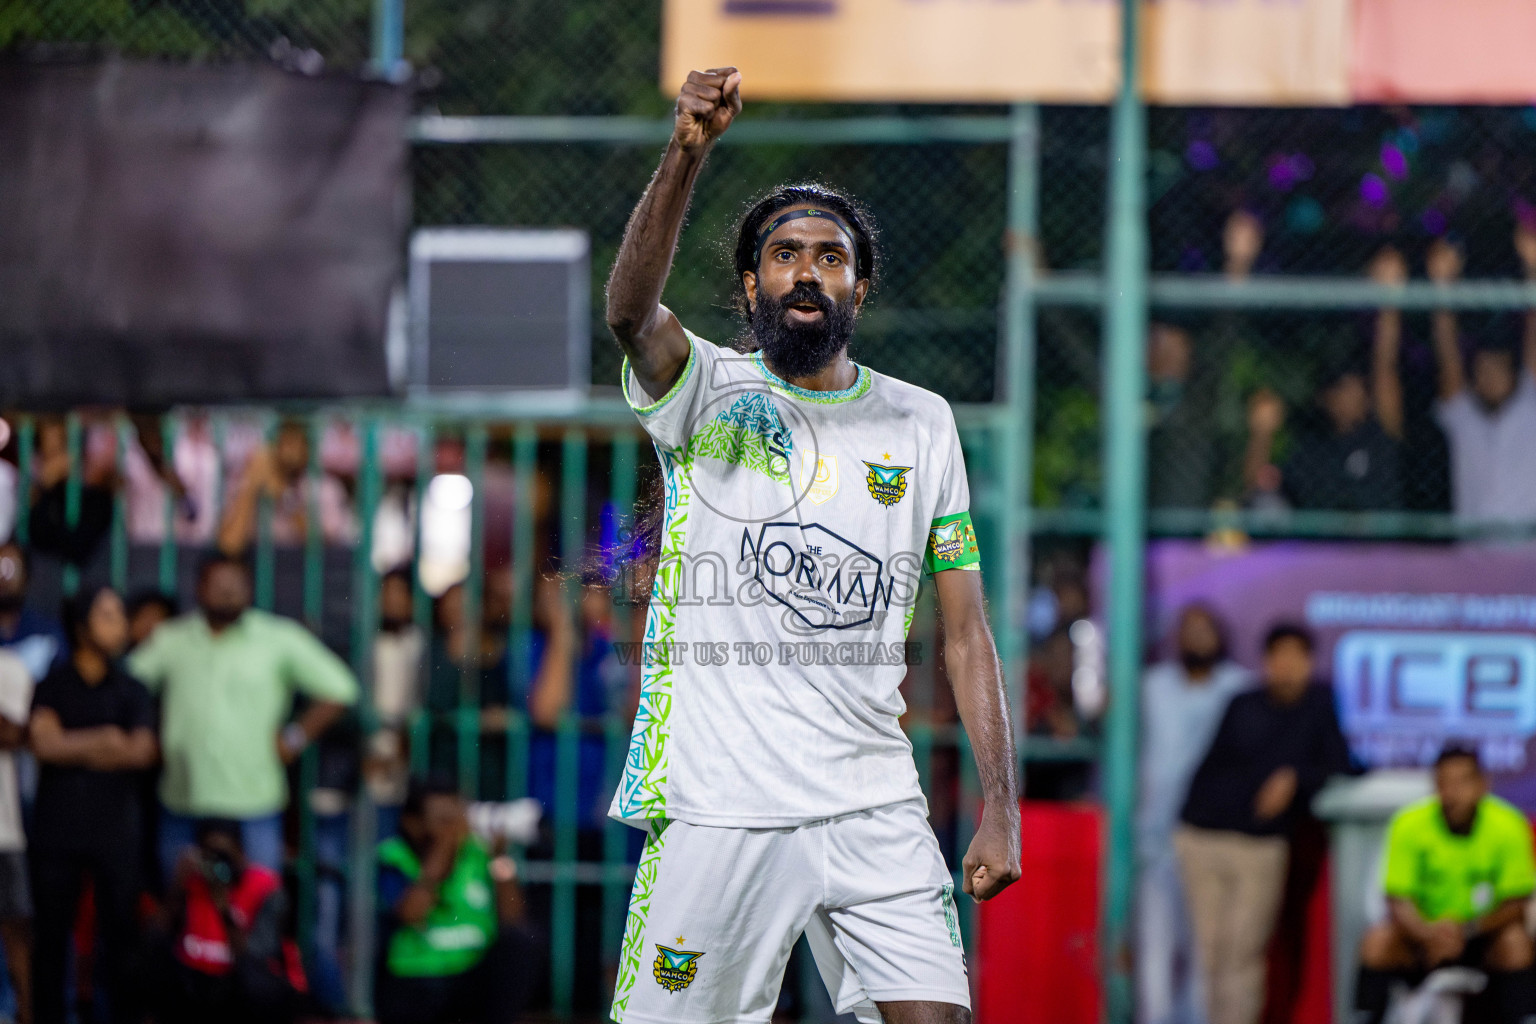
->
xmin=5 ymin=404 xmax=1046 ymax=1018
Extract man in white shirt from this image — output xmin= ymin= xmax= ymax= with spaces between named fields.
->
xmin=1137 ymin=605 xmax=1250 ymax=1024
xmin=1428 ymin=233 xmax=1536 ymax=523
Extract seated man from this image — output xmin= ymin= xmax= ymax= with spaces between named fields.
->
xmin=1355 ymin=746 xmax=1536 ymax=1024
xmin=147 ymin=819 xmax=309 ymax=1024
xmin=375 ymin=776 xmax=538 ymax=1024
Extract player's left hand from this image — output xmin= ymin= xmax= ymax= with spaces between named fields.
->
xmin=963 ymin=802 xmax=1021 ymax=902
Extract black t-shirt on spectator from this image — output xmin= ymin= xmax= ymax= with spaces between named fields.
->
xmin=30 ymin=661 xmax=155 ymax=853
xmin=1283 ymin=419 xmax=1402 ymax=511
xmin=1180 ymin=684 xmax=1355 ymax=837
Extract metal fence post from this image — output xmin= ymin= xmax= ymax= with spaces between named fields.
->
xmin=1001 ymin=102 xmax=1040 ymax=747
xmin=1102 ymin=0 xmax=1150 ymax=1020
xmin=62 ymin=412 xmax=82 ymax=597
xmin=371 ymin=0 xmax=404 ymax=77
xmin=348 ymin=418 xmax=385 ymax=1017
xmin=552 ymin=429 xmax=589 ymax=1017
xmin=459 ymin=424 xmax=489 ymax=797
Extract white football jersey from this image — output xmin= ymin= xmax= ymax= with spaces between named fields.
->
xmin=609 ymin=329 xmax=981 ymax=828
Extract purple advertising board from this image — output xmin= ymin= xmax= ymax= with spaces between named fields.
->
xmin=1117 ymin=539 xmax=1536 ymax=810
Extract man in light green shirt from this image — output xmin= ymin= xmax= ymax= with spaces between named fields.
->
xmin=1354 ymin=745 xmax=1536 ymax=1024
xmin=129 ymin=554 xmax=358 ymax=878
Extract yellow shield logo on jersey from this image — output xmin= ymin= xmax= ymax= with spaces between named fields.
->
xmin=863 ymin=461 xmax=912 ymax=506
xmin=653 ymin=944 xmax=704 ymax=992
xmin=798 ymin=450 xmax=839 ymax=505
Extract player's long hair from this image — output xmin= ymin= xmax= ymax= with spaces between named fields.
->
xmin=610 ymin=184 xmax=881 ymax=614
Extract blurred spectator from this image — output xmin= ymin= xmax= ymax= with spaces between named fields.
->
xmin=117 ymin=414 xmax=221 ymax=545
xmin=1026 ymin=627 xmax=1080 ymax=744
xmin=28 ymin=586 xmax=156 ymax=1024
xmin=1147 ymin=211 xmax=1266 ymax=511
xmin=125 ymin=590 xmax=178 ymax=651
xmin=1147 ymin=322 xmax=1217 ymax=511
xmin=1176 ymin=624 xmax=1353 ymax=1024
xmin=0 ymin=648 xmax=31 ymax=1024
xmin=1023 ymin=620 xmax=1099 ymax=803
xmin=375 ymin=776 xmax=537 ymax=1024
xmin=25 ymin=417 xmax=116 ymax=568
xmin=567 ymin=578 xmax=629 ymax=829
xmin=0 ymin=543 xmax=65 ymax=682
xmin=367 ymin=568 xmax=426 ymax=829
xmin=311 ymin=723 xmax=363 ymax=1015
xmin=1137 ymin=605 xmax=1251 ymax=1024
xmin=217 ymin=419 xmax=356 ymax=555
xmin=146 ymin=818 xmax=308 ymax=1024
xmin=0 ymin=449 xmax=15 ymax=545
xmin=1430 ymin=232 xmax=1536 ymax=523
xmin=426 ymin=575 xmax=575 ymax=807
xmin=128 ymin=554 xmax=359 ymax=879
xmin=1243 ymin=248 xmax=1406 ymax=512
xmin=1354 ymin=746 xmax=1536 ymax=1024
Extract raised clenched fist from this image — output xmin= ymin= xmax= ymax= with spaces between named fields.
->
xmin=674 ymin=68 xmax=742 ymax=155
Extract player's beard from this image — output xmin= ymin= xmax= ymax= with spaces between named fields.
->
xmin=749 ymin=282 xmax=857 ymax=379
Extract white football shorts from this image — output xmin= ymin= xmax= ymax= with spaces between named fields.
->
xmin=609 ymin=799 xmax=970 ymax=1024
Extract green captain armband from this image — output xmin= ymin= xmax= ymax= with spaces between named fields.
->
xmin=924 ymin=511 xmax=981 ymax=574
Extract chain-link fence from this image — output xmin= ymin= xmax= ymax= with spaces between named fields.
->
xmin=413 ymin=137 xmax=1011 ymax=401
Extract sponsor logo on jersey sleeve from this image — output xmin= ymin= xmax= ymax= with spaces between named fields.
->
xmin=925 ymin=511 xmax=981 ymax=573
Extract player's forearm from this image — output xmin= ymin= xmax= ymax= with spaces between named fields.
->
xmin=295 ymin=701 xmax=347 ymax=745
xmin=605 ymin=141 xmax=709 ymax=352
xmin=1467 ymin=898 xmax=1526 ymax=939
xmin=33 ymin=725 xmax=121 ymax=767
xmin=1388 ymin=897 xmax=1436 ymax=944
xmin=947 ymin=624 xmax=1019 ymax=805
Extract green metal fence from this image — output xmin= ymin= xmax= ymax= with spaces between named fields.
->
xmin=2 ymin=402 xmax=1027 ymax=1019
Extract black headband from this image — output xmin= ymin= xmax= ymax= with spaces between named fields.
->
xmin=753 ymin=207 xmax=857 ymax=268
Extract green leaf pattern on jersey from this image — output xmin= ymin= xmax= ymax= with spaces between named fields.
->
xmin=689 ymin=392 xmax=792 ymax=483
xmin=610 ymin=819 xmax=670 ymax=1021
xmin=616 ymin=444 xmax=690 ymax=819
xmin=941 ymin=881 xmax=963 ymax=949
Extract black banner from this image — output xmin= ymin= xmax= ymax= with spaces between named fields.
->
xmin=0 ymin=58 xmax=409 ymax=407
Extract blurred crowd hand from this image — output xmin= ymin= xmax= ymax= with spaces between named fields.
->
xmin=32 ymin=416 xmax=120 ymax=492
xmin=1426 ymin=237 xmax=1464 ymax=285
xmin=130 ymin=413 xmax=189 ymax=500
xmin=1252 ymin=766 xmax=1298 ymax=821
xmin=1367 ymin=245 xmax=1409 ymax=288
xmin=1514 ymin=221 xmax=1536 ymax=280
xmin=1424 ymin=919 xmax=1467 ymax=967
xmin=1243 ymin=389 xmax=1287 ymax=500
xmin=532 ymin=574 xmax=575 ymax=641
xmin=236 ymin=444 xmax=291 ymax=501
xmin=1247 ymin=388 xmax=1286 ymax=438
xmin=1222 ymin=210 xmax=1264 ymax=280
